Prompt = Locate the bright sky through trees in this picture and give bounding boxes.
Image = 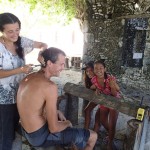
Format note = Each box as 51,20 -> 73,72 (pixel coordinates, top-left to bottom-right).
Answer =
0,0 -> 83,63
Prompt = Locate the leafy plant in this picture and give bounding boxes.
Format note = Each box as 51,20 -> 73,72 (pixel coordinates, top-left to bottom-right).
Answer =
0,0 -> 86,25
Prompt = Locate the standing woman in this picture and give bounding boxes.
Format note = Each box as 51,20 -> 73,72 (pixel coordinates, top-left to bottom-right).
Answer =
0,12 -> 47,150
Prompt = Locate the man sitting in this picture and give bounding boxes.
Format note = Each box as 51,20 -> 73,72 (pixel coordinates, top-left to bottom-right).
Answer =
17,47 -> 97,150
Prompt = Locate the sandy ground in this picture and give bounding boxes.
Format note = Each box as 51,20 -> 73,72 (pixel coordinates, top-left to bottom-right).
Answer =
51,69 -> 83,95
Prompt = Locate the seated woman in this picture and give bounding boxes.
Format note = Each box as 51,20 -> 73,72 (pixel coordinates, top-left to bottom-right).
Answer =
82,61 -> 100,131
91,60 -> 121,150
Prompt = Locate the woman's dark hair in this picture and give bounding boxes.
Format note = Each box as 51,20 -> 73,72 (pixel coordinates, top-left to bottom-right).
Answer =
83,61 -> 94,89
94,60 -> 108,88
0,13 -> 24,59
41,47 -> 66,68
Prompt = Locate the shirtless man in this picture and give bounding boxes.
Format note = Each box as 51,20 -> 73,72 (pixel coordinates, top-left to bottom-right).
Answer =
17,47 -> 97,150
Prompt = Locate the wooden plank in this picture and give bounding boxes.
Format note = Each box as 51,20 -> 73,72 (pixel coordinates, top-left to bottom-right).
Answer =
65,94 -> 79,125
63,82 -> 145,117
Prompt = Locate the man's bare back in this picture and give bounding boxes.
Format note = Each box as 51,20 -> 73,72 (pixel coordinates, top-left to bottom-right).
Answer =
17,59 -> 71,134
17,71 -> 51,132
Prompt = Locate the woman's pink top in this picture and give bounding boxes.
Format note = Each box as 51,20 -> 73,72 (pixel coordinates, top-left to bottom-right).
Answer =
91,74 -> 121,109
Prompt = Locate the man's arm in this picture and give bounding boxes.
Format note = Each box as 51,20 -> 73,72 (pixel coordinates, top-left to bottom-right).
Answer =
45,82 -> 72,133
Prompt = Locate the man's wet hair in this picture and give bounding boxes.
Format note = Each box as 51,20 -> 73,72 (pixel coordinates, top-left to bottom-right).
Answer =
41,47 -> 66,68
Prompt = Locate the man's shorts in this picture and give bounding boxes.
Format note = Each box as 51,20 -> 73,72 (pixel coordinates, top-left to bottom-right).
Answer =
22,123 -> 90,149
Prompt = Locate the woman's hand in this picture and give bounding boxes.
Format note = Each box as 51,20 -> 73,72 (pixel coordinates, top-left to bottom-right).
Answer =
40,43 -> 48,51
33,41 -> 48,50
37,51 -> 45,66
108,76 -> 120,96
109,76 -> 116,89
95,88 -> 101,95
20,64 -> 33,74
109,76 -> 120,91
109,81 -> 116,89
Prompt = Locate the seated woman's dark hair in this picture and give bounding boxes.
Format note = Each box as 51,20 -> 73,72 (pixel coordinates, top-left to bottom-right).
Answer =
94,59 -> 105,68
83,61 -> 94,89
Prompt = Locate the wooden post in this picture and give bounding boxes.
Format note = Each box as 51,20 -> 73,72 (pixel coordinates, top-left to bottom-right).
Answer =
65,93 -> 79,126
58,96 -> 68,117
73,57 -> 81,69
71,57 -> 74,67
63,82 -> 146,117
65,58 -> 69,69
123,119 -> 140,150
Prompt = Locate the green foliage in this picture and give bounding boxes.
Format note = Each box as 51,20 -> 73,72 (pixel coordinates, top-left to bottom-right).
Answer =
27,0 -> 85,24
0,0 -> 86,25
